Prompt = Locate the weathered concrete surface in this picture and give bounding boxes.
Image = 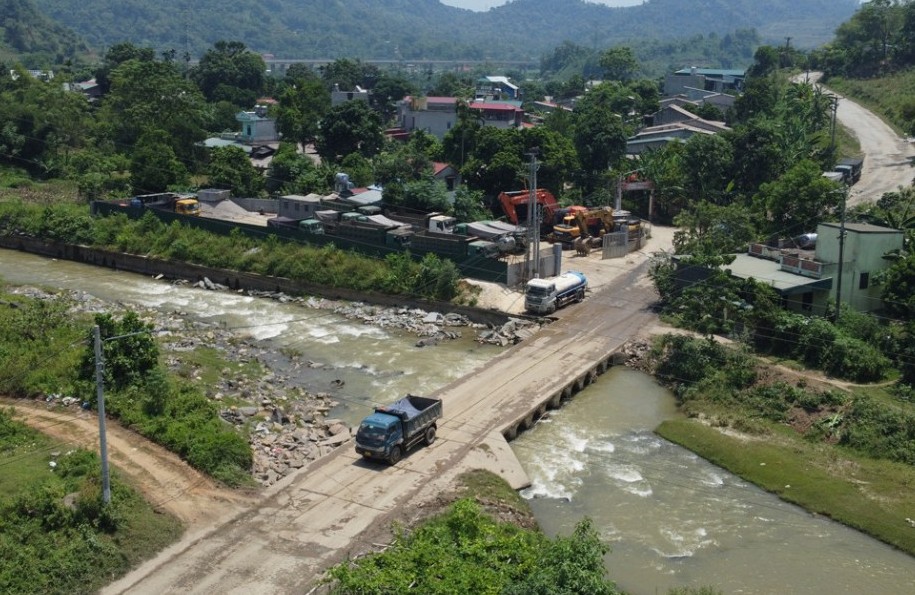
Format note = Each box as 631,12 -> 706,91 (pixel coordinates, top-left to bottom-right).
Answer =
104,262 -> 656,595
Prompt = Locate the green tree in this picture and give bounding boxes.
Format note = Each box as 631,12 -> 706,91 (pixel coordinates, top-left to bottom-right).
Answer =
451,187 -> 489,222
129,131 -> 189,193
191,41 -> 266,105
520,126 -> 578,198
504,518 -> 618,595
0,70 -> 94,177
680,133 -> 734,203
427,71 -> 473,97
728,118 -> 788,194
572,83 -> 629,194
321,58 -> 365,91
747,45 -> 780,77
882,252 -> 915,320
100,57 -> 207,163
754,159 -> 842,236
400,178 -> 450,212
315,100 -> 384,162
207,145 -> 264,197
94,42 -> 156,94
461,126 -> 524,198
78,311 -> 158,393
599,46 -> 639,82
673,201 -> 757,257
732,76 -> 780,125
275,79 -> 330,147
371,73 -> 415,117
283,63 -> 320,84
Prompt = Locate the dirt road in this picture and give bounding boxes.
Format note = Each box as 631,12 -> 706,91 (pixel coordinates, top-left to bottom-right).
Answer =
805,72 -> 915,207
3,399 -> 256,529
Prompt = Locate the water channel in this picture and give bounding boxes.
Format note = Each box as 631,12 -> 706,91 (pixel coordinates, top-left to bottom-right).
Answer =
512,366 -> 915,594
2,249 -> 914,593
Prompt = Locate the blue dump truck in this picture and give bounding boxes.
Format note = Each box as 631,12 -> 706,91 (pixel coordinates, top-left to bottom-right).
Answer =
354,395 -> 443,465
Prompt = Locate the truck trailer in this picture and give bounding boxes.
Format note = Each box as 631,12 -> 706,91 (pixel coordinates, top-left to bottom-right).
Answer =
524,271 -> 588,314
354,395 -> 442,464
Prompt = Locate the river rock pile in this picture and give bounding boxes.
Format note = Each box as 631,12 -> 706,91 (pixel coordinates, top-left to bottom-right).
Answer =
219,394 -> 348,486
620,338 -> 653,371
239,289 -> 542,345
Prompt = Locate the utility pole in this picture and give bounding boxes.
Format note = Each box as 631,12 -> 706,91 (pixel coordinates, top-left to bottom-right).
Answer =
93,325 -> 112,505
833,188 -> 848,322
829,94 -> 839,158
525,148 -> 541,280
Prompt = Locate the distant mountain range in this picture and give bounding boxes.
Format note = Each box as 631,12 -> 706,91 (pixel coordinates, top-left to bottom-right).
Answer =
16,0 -> 858,63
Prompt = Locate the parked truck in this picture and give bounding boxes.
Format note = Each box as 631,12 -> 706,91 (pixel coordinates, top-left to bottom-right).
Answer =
834,157 -> 864,185
524,271 -> 588,314
133,192 -> 201,216
354,395 -> 443,464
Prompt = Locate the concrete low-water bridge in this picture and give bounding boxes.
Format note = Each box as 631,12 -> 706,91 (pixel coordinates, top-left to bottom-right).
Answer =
105,262 -> 656,594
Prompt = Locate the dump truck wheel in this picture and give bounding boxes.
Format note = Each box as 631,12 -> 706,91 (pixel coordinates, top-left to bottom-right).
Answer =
388,445 -> 403,465
424,426 -> 437,446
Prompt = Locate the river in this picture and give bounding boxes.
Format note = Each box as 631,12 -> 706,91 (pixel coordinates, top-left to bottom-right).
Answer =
2,249 -> 914,593
0,249 -> 501,426
512,366 -> 915,594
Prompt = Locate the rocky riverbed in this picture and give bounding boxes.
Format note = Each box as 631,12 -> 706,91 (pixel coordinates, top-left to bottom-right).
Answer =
13,281 -> 541,486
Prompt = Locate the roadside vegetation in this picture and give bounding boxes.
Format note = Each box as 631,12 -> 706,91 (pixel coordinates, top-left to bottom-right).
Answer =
325,470 -> 721,595
0,408 -> 182,594
826,71 -> 915,136
812,0 -> 915,137
324,470 -> 619,595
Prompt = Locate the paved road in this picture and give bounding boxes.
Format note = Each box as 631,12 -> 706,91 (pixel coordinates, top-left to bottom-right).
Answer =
804,72 -> 915,207
104,263 -> 657,594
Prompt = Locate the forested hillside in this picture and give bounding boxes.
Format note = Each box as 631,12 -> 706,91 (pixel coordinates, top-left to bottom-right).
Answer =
0,0 -> 88,64
29,0 -> 857,60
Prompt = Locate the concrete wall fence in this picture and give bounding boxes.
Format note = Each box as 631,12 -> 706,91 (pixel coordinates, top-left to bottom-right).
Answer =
90,202 -> 509,284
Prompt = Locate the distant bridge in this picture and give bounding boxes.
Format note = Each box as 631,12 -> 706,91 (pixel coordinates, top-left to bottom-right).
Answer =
263,57 -> 539,74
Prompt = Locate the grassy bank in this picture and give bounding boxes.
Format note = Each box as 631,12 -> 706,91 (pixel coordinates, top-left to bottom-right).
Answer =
646,333 -> 915,555
0,408 -> 182,594
826,71 -> 915,137
0,282 -> 252,486
657,416 -> 915,555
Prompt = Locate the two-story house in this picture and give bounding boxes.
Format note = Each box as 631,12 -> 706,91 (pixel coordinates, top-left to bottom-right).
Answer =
718,222 -> 904,315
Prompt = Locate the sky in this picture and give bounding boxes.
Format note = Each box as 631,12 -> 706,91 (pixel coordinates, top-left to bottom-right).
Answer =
440,0 -> 645,11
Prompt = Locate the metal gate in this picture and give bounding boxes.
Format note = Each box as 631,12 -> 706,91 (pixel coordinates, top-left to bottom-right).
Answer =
602,231 -> 629,259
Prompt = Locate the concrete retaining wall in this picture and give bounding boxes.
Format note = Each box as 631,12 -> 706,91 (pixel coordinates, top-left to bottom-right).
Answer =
0,235 -> 511,326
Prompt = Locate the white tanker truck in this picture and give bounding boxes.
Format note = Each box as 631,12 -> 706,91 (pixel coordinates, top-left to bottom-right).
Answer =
524,271 -> 588,314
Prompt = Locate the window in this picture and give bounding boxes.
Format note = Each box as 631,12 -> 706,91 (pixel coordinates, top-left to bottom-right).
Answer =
859,272 -> 869,289
802,292 -> 813,311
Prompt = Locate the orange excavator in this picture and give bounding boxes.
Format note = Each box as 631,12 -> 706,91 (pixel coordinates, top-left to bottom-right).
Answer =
497,189 -> 560,229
